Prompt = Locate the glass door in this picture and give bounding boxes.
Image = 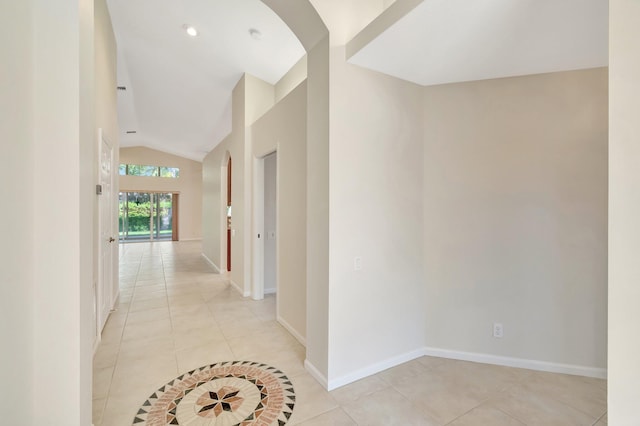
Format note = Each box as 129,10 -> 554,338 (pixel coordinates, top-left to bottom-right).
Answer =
154,193 -> 173,240
119,192 -> 173,242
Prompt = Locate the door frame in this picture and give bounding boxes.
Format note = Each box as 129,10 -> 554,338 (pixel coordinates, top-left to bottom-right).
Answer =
96,128 -> 115,343
252,150 -> 278,301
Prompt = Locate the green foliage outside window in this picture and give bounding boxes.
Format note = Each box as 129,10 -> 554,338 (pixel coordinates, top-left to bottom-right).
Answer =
119,164 -> 179,178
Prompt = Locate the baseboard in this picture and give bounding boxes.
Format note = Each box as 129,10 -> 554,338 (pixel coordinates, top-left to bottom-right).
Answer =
229,279 -> 250,297
180,237 -> 203,241
93,334 -> 102,355
201,253 -> 221,273
423,347 -> 607,379
327,347 -> 426,391
277,315 -> 306,347
304,359 -> 329,390
264,288 -> 276,295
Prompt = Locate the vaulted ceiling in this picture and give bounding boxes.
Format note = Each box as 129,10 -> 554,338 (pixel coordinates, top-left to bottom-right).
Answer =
107,0 -> 608,161
107,0 -> 305,161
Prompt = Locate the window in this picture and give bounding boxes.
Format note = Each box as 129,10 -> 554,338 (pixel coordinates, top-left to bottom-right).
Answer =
119,164 -> 180,178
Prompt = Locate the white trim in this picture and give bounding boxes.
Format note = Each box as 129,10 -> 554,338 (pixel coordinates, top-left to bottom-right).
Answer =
93,334 -> 102,355
277,315 -> 306,346
252,155 -> 265,300
304,359 -> 328,390
110,290 -> 120,311
327,347 -> 426,391
230,279 -> 250,297
264,288 -> 277,295
180,237 -> 203,242
422,347 -> 607,379
201,253 -> 221,273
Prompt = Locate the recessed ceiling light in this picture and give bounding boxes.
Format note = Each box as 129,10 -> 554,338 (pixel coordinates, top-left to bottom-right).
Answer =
248,28 -> 262,40
183,25 -> 198,37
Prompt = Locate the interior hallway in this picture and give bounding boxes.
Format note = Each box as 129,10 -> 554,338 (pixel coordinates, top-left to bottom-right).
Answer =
93,241 -> 607,425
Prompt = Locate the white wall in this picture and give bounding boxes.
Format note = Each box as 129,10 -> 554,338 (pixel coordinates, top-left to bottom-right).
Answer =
0,0 -> 35,422
328,45 -> 425,386
120,147 -> 202,240
264,152 -> 277,294
423,69 -> 608,372
609,0 -> 640,422
32,0 -> 95,423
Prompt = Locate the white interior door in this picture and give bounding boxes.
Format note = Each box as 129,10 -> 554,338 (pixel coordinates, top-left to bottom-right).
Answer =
97,129 -> 114,335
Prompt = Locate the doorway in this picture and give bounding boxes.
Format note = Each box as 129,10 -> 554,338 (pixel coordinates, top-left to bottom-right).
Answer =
263,153 -> 277,294
253,151 -> 277,300
119,191 -> 177,241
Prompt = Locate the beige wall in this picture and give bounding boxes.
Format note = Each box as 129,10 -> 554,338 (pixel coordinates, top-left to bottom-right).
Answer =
252,81 -> 308,343
609,0 -> 640,422
203,77 -> 247,290
120,147 -> 202,240
303,35 -> 331,380
327,45 -> 425,385
423,68 -> 608,370
275,55 -> 307,103
1,0 -> 99,423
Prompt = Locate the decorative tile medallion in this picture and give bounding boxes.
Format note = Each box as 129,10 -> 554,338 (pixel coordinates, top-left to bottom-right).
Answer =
132,360 -> 296,425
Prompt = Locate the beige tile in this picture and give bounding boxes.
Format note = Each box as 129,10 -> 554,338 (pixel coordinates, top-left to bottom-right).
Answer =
341,387 -> 438,426
416,355 -> 448,369
93,365 -> 114,400
431,359 -> 529,397
172,325 -> 227,350
286,374 -> 339,424
92,397 -> 107,426
246,348 -> 307,379
488,383 -> 597,426
520,371 -> 607,419
128,296 -> 169,313
125,306 -> 171,325
121,317 -> 172,342
391,368 -> 487,425
376,359 -> 430,386
93,342 -> 120,369
293,407 -> 357,425
118,335 -> 175,362
110,353 -> 178,396
175,341 -> 236,373
101,393 -> 146,426
448,404 -> 525,426
330,375 -> 390,405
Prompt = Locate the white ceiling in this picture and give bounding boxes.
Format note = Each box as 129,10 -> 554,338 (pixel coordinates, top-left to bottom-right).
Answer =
108,0 -> 608,162
107,0 -> 305,161
349,0 -> 608,86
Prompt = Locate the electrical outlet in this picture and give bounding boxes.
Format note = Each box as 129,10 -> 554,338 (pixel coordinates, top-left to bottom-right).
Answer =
493,322 -> 503,338
354,256 -> 362,271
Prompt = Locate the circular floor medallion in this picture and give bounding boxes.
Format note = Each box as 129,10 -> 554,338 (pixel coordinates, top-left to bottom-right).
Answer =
132,360 -> 296,425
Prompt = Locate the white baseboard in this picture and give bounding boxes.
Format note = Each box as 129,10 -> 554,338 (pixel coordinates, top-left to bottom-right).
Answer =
264,288 -> 277,295
327,347 -> 426,391
201,253 -> 221,273
230,279 -> 250,297
180,237 -> 203,241
304,359 -> 328,390
423,347 -> 607,379
277,315 -> 306,346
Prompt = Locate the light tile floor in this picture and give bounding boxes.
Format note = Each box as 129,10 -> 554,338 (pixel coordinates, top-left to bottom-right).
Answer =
93,241 -> 607,426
